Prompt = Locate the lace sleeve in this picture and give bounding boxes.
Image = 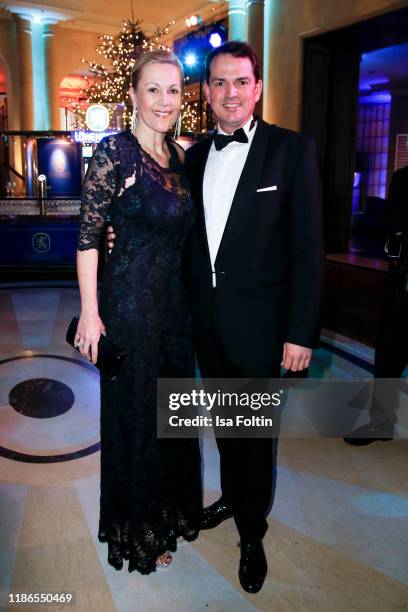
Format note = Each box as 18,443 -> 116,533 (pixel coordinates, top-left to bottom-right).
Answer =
77,137 -> 117,251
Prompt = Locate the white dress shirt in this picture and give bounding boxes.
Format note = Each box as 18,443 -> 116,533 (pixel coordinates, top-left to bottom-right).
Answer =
203,117 -> 257,287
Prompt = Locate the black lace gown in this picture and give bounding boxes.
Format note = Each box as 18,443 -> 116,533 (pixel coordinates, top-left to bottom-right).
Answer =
77,131 -> 202,574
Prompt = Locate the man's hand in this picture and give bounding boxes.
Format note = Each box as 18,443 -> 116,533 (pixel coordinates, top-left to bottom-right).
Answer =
281,342 -> 311,372
106,225 -> 116,254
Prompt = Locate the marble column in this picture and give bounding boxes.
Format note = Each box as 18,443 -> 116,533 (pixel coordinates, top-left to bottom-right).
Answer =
247,0 -> 264,62
43,21 -> 60,130
15,16 -> 34,131
246,0 -> 265,115
228,0 -> 247,41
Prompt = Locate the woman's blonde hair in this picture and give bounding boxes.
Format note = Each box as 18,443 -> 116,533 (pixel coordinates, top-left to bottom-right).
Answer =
130,49 -> 184,90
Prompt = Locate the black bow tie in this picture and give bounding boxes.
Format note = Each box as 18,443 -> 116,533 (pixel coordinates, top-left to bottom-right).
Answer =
214,127 -> 248,151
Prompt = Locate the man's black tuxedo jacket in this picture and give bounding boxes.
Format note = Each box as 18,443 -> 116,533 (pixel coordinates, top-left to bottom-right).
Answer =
184,119 -> 323,368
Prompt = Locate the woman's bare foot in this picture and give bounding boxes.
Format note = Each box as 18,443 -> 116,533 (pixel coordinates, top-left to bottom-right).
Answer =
156,551 -> 172,569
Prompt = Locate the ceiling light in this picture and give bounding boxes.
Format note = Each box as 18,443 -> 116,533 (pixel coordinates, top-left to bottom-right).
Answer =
186,15 -> 202,28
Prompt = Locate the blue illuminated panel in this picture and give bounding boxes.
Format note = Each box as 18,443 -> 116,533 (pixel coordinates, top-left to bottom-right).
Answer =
0,218 -> 78,266
37,139 -> 82,197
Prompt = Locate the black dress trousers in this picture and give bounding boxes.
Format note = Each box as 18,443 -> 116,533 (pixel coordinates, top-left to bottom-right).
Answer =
197,325 -> 280,542
370,272 -> 408,426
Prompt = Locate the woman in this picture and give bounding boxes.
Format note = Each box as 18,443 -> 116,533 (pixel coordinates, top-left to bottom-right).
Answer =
75,50 -> 202,574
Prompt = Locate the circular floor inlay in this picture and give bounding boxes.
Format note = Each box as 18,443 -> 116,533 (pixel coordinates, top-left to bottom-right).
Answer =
9,378 -> 75,418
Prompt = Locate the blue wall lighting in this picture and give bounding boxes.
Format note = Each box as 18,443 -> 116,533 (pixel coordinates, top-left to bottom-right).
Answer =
174,23 -> 227,83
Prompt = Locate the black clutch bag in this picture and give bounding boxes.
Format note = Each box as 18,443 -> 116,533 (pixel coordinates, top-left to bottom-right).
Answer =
66,315 -> 127,377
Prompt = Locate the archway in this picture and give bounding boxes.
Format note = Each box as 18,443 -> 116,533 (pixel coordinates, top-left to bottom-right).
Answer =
0,54 -> 9,196
0,60 -> 7,130
59,70 -> 129,132
59,71 -> 90,130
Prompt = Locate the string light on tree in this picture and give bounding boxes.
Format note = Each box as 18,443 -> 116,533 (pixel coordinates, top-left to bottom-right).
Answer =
72,14 -> 174,129
63,1 -> 203,134
181,90 -> 199,133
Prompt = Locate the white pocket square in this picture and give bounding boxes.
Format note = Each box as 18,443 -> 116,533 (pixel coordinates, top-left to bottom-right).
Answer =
257,185 -> 277,192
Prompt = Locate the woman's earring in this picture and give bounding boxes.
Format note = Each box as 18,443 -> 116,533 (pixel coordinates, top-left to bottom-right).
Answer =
173,114 -> 182,140
131,106 -> 137,135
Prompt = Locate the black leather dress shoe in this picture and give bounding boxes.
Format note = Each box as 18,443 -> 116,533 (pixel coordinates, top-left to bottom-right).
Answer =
239,540 -> 267,594
200,499 -> 233,530
344,422 -> 394,446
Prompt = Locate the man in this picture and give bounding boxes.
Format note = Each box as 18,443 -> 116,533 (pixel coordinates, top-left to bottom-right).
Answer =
344,165 -> 408,445
183,41 -> 322,593
109,41 -> 323,593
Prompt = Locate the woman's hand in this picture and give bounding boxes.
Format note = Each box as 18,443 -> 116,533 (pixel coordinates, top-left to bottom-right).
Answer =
74,312 -> 106,364
106,225 -> 116,254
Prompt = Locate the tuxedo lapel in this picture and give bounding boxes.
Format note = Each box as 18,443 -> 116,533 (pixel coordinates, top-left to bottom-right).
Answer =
192,137 -> 213,264
215,120 -> 270,264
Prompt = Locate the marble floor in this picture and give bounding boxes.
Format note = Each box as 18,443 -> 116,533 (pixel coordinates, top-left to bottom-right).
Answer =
0,284 -> 407,612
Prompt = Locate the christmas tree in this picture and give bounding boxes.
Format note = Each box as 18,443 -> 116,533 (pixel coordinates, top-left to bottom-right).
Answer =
66,18 -> 199,133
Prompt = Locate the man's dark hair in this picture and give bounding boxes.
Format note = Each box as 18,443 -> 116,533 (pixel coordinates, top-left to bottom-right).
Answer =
205,41 -> 261,83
